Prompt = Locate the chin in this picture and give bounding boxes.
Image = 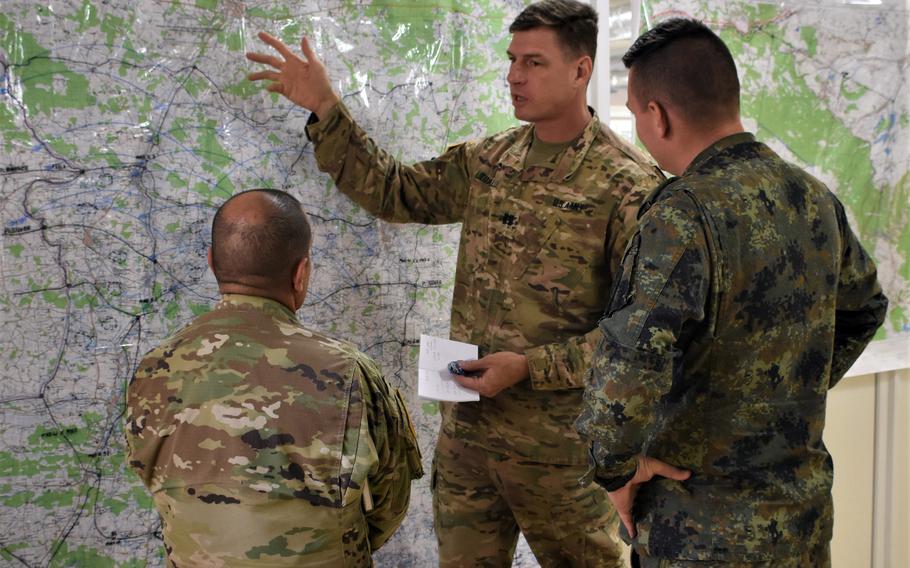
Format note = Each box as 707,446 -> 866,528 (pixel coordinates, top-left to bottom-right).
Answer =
513,108 -> 536,123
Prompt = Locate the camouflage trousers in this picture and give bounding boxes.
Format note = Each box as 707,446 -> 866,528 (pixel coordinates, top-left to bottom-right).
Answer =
631,545 -> 831,568
432,429 -> 626,568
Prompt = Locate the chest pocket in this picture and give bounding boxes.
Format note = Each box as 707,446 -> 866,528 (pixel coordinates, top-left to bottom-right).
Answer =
487,194 -> 562,281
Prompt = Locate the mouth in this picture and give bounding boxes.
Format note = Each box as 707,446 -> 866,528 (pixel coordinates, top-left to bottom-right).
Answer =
511,94 -> 528,105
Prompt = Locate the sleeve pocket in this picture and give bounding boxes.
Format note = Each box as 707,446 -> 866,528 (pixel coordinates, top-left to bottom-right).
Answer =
605,232 -> 641,318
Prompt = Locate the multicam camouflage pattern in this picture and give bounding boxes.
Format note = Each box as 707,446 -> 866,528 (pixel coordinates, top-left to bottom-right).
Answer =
576,133 -> 888,562
306,101 -> 663,465
433,428 -> 625,568
125,294 -> 422,567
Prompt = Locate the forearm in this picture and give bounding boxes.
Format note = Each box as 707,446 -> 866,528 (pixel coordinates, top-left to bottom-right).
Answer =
830,291 -> 888,386
576,335 -> 671,488
306,102 -> 471,225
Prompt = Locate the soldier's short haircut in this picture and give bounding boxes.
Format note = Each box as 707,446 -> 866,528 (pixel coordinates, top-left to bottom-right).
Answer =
623,18 -> 740,123
211,189 -> 312,286
509,0 -> 598,63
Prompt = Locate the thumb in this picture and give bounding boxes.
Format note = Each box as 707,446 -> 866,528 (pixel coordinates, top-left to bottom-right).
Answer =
457,358 -> 485,373
647,457 -> 691,482
618,508 -> 636,539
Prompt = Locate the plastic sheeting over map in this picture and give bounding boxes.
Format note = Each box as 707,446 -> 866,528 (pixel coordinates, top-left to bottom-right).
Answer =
0,1 -> 520,565
1,1 -> 908,566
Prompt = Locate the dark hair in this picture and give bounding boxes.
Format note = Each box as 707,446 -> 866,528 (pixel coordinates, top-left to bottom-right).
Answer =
622,18 -> 739,123
211,189 -> 312,286
509,0 -> 598,62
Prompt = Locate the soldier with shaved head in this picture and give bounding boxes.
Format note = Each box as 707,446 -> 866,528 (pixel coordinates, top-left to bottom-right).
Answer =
125,188 -> 422,567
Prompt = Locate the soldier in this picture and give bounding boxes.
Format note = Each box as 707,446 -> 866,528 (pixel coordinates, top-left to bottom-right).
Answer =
246,1 -> 663,566
575,18 -> 889,567
125,189 -> 423,567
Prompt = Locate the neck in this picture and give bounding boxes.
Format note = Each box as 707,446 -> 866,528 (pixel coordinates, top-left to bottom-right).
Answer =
533,99 -> 592,143
672,119 -> 746,175
218,283 -> 297,312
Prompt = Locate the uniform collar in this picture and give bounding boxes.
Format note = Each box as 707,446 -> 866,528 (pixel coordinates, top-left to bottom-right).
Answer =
638,132 -> 759,218
683,132 -> 757,175
499,107 -> 601,181
215,294 -> 298,323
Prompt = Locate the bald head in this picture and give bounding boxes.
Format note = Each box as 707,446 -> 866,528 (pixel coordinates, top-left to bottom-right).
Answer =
211,189 -> 311,290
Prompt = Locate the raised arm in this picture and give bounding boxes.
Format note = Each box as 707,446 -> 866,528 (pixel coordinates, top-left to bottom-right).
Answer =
247,33 -> 474,225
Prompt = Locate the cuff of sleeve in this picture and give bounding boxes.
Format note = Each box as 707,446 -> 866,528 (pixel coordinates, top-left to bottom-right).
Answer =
589,448 -> 638,491
525,344 -> 556,391
598,467 -> 637,492
304,100 -> 346,142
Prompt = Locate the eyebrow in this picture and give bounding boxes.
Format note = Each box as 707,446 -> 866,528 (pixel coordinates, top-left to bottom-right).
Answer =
507,50 -> 545,59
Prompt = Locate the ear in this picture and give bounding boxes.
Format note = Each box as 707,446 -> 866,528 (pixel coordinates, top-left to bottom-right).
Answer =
293,256 -> 311,294
576,55 -> 593,86
648,100 -> 671,139
292,256 -> 312,311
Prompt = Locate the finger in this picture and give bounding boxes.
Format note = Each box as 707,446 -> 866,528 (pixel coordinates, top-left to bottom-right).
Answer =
247,70 -> 281,82
245,52 -> 284,69
266,83 -> 284,94
650,459 -> 691,481
452,374 -> 481,392
257,31 -> 294,59
618,510 -> 636,539
457,359 -> 485,372
300,36 -> 318,63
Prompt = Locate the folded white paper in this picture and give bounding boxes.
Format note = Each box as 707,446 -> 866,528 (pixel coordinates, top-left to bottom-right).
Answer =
418,334 -> 480,402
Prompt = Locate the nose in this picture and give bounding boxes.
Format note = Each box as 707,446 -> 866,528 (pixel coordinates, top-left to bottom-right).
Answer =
507,62 -> 523,85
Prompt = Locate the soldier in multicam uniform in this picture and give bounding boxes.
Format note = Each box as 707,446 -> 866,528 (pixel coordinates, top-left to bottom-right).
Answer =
125,189 -> 423,567
575,19 -> 889,568
246,1 -> 663,566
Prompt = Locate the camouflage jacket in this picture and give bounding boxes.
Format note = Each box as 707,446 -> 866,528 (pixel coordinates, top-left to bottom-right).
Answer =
576,133 -> 888,561
306,102 -> 663,464
125,294 -> 423,567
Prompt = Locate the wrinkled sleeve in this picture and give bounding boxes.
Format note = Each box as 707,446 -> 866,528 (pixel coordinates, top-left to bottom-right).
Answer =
306,101 -> 473,225
574,189 -> 710,489
829,198 -> 888,387
354,355 -> 424,551
525,164 -> 664,391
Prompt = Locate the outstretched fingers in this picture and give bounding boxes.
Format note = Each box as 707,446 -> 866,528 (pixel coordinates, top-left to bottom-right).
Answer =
300,36 -> 317,63
245,51 -> 283,69
246,70 -> 281,83
257,31 -> 294,59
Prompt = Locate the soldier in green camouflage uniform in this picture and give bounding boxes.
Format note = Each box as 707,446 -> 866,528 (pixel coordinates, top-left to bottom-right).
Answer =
247,1 -> 663,566
125,189 -> 422,567
575,19 -> 889,567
